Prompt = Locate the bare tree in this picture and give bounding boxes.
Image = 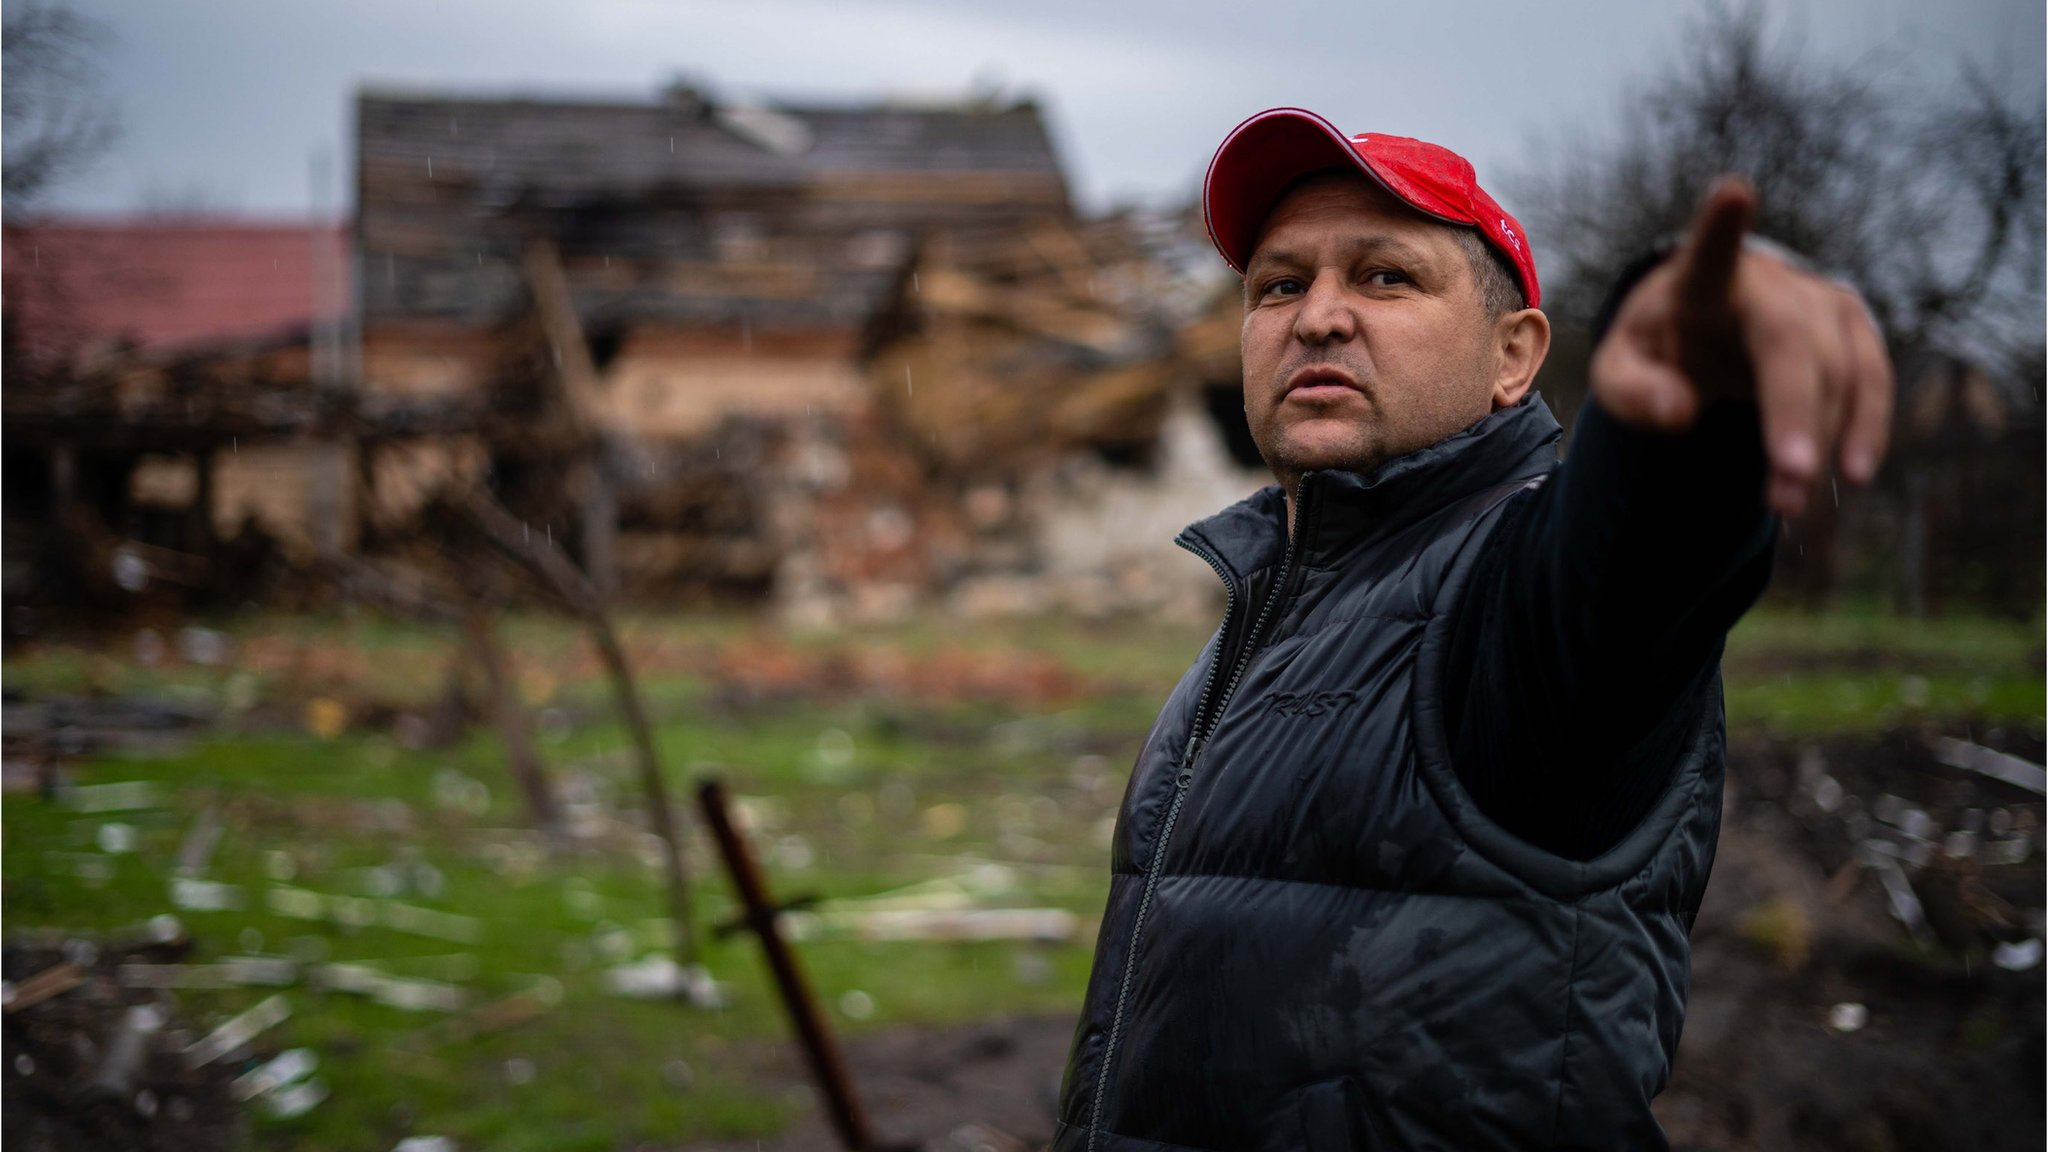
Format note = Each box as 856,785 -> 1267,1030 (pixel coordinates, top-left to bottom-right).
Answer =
1517,5 -> 2044,380
3,0 -> 118,214
1514,5 -> 2045,614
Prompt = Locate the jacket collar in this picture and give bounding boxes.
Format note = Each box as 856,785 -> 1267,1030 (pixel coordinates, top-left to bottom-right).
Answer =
1177,393 -> 1563,583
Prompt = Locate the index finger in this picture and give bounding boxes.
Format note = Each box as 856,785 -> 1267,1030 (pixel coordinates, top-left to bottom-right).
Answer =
1674,176 -> 1758,322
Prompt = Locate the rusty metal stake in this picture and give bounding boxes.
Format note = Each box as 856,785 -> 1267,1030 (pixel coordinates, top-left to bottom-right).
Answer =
697,778 -> 887,1152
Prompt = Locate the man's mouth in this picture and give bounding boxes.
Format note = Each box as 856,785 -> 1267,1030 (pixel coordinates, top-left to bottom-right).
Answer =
1283,366 -> 1360,402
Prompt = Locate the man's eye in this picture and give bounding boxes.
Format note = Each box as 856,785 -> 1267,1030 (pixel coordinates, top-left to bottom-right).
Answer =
1262,277 -> 1305,298
1366,269 -> 1410,287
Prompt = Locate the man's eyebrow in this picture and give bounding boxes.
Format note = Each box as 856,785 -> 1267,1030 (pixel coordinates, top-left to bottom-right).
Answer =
1245,233 -> 1439,275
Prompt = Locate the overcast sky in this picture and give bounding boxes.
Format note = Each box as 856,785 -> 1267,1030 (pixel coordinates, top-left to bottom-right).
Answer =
40,0 -> 2048,222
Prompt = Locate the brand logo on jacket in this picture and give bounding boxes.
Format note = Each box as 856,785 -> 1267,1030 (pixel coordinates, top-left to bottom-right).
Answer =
1260,689 -> 1360,718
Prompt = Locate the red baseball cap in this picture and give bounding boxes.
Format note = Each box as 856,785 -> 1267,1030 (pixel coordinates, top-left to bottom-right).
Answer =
1203,107 -> 1540,309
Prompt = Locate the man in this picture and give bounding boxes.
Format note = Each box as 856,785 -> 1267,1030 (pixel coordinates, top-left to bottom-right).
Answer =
1052,109 -> 1892,1150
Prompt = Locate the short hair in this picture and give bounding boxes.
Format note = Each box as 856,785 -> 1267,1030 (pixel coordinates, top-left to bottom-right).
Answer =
1452,226 -> 1527,318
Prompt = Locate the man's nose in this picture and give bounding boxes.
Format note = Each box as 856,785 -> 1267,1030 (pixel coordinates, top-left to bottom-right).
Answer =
1293,271 -> 1356,345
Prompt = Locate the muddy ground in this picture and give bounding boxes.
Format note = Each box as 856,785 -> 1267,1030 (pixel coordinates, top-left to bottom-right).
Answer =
699,728 -> 2046,1152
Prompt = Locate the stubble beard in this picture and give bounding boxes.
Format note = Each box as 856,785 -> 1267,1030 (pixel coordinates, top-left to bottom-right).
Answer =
1252,371 -> 1387,491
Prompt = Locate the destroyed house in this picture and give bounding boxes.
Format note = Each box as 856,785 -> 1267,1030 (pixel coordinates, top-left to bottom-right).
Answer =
356,87 -> 1070,421
2,221 -> 357,604
352,87 -> 1079,599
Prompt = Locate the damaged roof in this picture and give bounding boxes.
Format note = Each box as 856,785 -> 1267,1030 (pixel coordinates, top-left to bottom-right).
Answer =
3,221 -> 347,366
356,86 -> 1074,329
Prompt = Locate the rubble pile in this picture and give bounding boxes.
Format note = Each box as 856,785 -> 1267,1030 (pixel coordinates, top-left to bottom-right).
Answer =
1659,728 -> 2046,1150
2,925 -> 243,1152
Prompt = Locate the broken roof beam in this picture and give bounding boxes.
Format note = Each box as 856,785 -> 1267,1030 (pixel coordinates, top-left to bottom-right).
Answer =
518,237 -> 609,439
912,267 -> 1138,357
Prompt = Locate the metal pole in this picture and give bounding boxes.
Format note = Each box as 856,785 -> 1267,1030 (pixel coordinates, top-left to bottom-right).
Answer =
696,778 -> 881,1152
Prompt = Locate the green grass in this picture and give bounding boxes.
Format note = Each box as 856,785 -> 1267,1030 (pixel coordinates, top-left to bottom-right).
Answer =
4,612 -> 1179,1150
1724,604 -> 2043,733
3,603 -> 2040,1147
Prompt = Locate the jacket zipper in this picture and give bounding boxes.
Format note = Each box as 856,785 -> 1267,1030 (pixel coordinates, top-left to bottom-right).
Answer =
1086,480 -> 1314,1150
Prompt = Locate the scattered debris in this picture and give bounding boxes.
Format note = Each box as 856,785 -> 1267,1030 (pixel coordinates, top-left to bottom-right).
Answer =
408,977 -> 562,1047
173,806 -> 225,879
4,935 -> 241,1151
600,956 -> 724,1007
838,989 -> 876,1021
311,963 -> 467,1013
229,1048 -> 317,1102
2,961 -> 86,1013
177,627 -> 231,668
263,885 -> 482,943
184,994 -> 292,1067
61,780 -> 164,813
1991,937 -> 2043,971
96,822 -> 138,854
1932,736 -> 2047,796
120,956 -> 296,990
260,1075 -> 329,1120
169,879 -> 245,912
1827,1002 -> 1869,1033
1867,854 -> 1937,948
789,908 -> 1079,944
87,1004 -> 167,1097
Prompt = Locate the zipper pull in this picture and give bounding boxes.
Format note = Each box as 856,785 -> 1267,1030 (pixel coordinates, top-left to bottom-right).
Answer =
1178,735 -> 1207,787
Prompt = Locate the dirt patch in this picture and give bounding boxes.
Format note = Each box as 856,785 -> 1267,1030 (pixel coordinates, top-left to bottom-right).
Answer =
689,1015 -> 1074,1152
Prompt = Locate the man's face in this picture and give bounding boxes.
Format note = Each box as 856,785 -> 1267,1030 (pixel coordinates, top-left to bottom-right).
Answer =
1240,172 -> 1508,488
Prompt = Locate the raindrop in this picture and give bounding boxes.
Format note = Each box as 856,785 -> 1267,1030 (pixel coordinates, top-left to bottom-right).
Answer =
14,1053 -> 33,1076
669,136 -> 675,152
427,156 -> 434,177
905,366 -> 913,396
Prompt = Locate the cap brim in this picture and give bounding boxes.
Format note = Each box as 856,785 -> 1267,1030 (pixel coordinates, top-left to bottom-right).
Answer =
1203,108 -> 1401,274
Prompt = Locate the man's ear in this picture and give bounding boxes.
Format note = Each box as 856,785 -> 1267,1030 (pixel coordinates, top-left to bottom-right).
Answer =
1491,307 -> 1551,409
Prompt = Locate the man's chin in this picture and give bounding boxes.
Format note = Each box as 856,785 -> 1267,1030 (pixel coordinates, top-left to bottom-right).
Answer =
1263,431 -> 1380,478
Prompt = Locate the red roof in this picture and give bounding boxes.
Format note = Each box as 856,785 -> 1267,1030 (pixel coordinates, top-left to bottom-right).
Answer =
4,220 -> 347,366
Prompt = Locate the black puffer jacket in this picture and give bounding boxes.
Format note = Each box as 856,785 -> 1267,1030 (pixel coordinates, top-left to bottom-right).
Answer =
1052,397 -> 1724,1151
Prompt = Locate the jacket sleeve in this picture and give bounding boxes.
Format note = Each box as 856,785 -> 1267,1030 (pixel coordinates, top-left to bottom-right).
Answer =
1440,255 -> 1778,861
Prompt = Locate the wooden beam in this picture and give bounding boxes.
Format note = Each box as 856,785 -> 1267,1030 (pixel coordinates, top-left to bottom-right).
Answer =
518,238 -> 608,437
